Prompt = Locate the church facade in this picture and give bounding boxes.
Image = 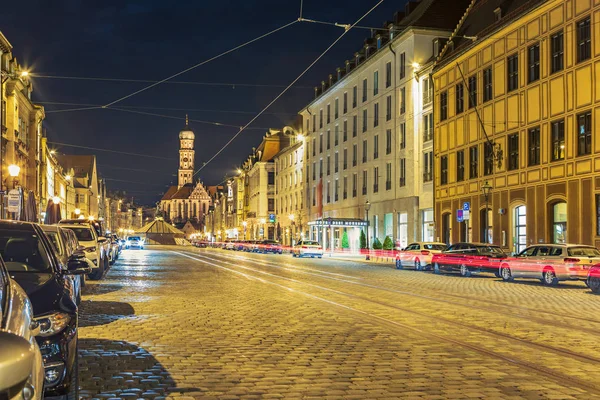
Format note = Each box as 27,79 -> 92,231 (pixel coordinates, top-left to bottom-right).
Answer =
160,118 -> 211,227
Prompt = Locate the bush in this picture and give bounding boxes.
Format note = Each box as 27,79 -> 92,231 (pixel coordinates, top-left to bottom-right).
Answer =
382,236 -> 394,250
372,237 -> 383,250
360,230 -> 367,249
341,231 -> 349,249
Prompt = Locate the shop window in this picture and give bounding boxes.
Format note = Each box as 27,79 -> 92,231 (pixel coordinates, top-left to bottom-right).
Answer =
552,202 -> 567,244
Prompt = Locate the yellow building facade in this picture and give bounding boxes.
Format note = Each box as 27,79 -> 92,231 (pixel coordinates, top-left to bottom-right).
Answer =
434,0 -> 600,251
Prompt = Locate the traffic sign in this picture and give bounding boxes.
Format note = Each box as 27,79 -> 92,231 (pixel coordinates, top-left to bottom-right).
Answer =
457,209 -> 464,222
268,213 -> 276,223
7,189 -> 20,213
463,202 -> 470,211
463,210 -> 470,220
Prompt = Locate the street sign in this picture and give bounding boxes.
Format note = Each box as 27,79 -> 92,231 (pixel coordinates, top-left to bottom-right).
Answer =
463,210 -> 470,220
268,213 -> 276,223
457,209 -> 464,223
463,202 -> 470,211
7,189 -> 21,213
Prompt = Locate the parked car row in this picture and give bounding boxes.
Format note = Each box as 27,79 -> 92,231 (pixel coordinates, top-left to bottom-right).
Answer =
221,240 -> 284,254
0,218 -> 129,399
395,241 -> 600,294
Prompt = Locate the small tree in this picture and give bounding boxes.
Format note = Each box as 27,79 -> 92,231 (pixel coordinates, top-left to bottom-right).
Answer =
382,236 -> 394,250
372,237 -> 383,250
341,230 -> 350,249
359,230 -> 367,249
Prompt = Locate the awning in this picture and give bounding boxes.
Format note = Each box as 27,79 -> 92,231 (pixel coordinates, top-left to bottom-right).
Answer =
308,218 -> 368,227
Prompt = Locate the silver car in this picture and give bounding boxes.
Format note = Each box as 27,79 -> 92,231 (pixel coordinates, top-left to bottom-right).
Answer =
395,242 -> 447,270
0,254 -> 44,399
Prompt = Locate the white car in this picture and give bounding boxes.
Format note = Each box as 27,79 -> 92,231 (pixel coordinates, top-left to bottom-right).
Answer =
292,240 -> 323,258
59,222 -> 109,280
126,236 -> 144,249
395,242 -> 447,270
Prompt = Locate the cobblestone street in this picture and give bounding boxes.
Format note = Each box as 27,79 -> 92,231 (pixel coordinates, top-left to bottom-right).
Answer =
78,247 -> 600,399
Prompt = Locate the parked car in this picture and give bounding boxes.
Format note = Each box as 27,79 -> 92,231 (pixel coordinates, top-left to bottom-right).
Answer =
0,221 -> 90,398
242,240 -> 257,252
225,240 -> 236,250
59,220 -> 110,280
588,265 -> 600,293
432,242 -> 507,277
395,242 -> 447,270
126,236 -> 144,249
259,240 -> 283,254
500,244 -> 600,286
233,240 -> 246,251
292,240 -> 323,258
195,241 -> 208,248
0,251 -> 44,400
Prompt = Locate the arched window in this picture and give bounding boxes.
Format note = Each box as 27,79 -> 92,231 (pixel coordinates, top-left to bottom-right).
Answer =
552,202 -> 567,244
514,205 -> 526,253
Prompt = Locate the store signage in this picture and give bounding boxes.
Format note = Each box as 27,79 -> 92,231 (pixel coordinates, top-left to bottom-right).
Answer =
308,220 -> 368,227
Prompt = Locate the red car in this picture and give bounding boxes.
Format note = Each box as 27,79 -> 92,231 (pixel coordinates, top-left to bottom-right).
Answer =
432,242 -> 507,277
588,265 -> 600,293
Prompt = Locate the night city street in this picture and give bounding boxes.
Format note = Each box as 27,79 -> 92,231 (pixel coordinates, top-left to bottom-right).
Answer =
77,248 -> 600,399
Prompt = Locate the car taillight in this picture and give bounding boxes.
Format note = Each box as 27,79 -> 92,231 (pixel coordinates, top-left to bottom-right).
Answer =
564,258 -> 580,263
318,247 -> 322,250
420,250 -> 430,256
302,246 -> 308,249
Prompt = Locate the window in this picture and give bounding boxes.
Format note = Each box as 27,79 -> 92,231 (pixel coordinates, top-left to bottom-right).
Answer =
552,202 -> 567,244
577,17 -> 591,62
577,111 -> 592,156
343,148 -> 347,170
440,155 -> 448,185
334,98 -> 339,119
528,43 -> 540,83
385,62 -> 392,87
386,95 -> 392,121
312,138 -> 316,157
334,152 -> 339,173
362,79 -> 368,102
398,213 -> 408,249
386,129 -> 392,155
326,181 -> 330,203
400,87 -> 406,114
424,151 -> 433,182
319,134 -> 323,153
343,176 -> 348,199
596,195 -> 600,236
507,53 -> 519,92
440,91 -> 448,121
268,171 -> 275,185
319,159 -> 323,178
343,92 -> 348,114
514,205 -> 527,253
423,77 -> 432,104
399,158 -> 406,186
353,144 -> 357,166
551,30 -> 564,73
334,179 -> 339,201
312,115 -> 316,132
508,133 -> 519,170
423,113 -> 433,142
319,109 -> 323,128
362,170 -> 367,195
362,140 -> 367,163
268,198 -> 275,211
312,162 -> 316,181
327,130 -> 331,150
551,120 -> 565,161
373,135 -> 379,159
483,67 -> 493,102
528,127 -> 540,166
362,110 -> 368,132
469,145 -> 478,178
334,126 -> 339,146
352,85 -> 357,108
374,103 -> 379,127
327,104 -> 331,124
353,115 -> 357,137
373,71 -> 379,96
468,75 -> 477,108
352,173 -> 357,197
386,163 -> 392,190
483,142 -> 493,176
455,83 -> 464,114
400,123 -> 406,149
327,155 -> 331,175
373,167 -> 379,193
456,150 -> 465,182
400,52 -> 406,79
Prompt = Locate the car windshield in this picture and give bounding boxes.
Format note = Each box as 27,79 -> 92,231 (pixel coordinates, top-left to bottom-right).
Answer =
567,247 -> 600,257
302,241 -> 320,246
424,244 -> 447,251
128,237 -> 141,241
0,229 -> 51,272
45,232 -> 63,256
69,227 -> 95,242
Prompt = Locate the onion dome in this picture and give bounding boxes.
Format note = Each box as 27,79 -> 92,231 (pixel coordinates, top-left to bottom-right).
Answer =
179,114 -> 195,140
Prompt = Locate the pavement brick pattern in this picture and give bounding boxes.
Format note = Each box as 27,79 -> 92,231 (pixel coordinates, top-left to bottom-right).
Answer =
77,247 -> 600,399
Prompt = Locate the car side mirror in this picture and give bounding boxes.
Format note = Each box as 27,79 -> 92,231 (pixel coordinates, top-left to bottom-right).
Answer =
66,256 -> 92,275
98,237 -> 107,243
0,331 -> 34,391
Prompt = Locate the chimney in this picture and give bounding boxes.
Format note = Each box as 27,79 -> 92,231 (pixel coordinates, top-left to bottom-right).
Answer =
345,60 -> 351,73
405,1 -> 419,16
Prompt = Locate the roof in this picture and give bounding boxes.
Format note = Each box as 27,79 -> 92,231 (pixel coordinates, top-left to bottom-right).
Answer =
435,0 -> 546,69
160,186 -> 178,201
136,219 -> 183,234
171,184 -> 195,199
399,0 -> 475,30
56,155 -> 96,179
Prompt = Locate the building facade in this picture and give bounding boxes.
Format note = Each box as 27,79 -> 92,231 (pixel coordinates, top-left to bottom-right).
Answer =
433,0 -> 600,251
55,154 -> 99,220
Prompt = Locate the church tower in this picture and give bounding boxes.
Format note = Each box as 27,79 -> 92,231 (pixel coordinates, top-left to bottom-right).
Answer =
178,115 -> 195,188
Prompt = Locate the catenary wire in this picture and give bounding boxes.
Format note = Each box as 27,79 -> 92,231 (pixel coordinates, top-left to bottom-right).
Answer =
47,141 -> 175,160
193,0 -> 386,178
102,20 -> 299,108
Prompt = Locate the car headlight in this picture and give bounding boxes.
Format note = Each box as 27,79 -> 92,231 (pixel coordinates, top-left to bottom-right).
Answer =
35,312 -> 71,337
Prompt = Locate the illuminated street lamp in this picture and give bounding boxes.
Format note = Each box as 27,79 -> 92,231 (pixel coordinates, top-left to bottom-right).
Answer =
8,164 -> 20,189
364,200 -> 371,260
52,196 -> 61,204
74,208 -> 81,216
481,181 -> 493,244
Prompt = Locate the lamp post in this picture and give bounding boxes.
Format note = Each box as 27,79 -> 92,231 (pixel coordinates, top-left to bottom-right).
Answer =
288,213 -> 295,247
242,220 -> 247,240
364,200 -> 371,260
260,218 -> 266,240
481,181 -> 493,244
8,164 -> 20,189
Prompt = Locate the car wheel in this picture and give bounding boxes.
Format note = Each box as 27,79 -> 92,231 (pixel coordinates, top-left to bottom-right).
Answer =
500,265 -> 513,281
589,275 -> 600,293
318,256 -> 322,259
63,342 -> 79,400
415,259 -> 422,271
434,263 -> 441,275
292,253 -> 296,257
542,267 -> 558,286
459,264 -> 471,277
88,260 -> 104,280
395,258 -> 402,270
104,257 -> 110,273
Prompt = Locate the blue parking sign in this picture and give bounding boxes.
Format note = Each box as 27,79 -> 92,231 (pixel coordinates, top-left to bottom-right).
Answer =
457,209 -> 464,222
463,202 -> 470,211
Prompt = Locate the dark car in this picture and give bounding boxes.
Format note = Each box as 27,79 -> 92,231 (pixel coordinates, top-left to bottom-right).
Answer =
432,242 -> 507,277
0,221 -> 90,398
259,240 -> 283,254
588,265 -> 600,293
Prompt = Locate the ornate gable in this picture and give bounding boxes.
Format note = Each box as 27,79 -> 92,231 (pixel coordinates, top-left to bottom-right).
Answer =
189,182 -> 210,200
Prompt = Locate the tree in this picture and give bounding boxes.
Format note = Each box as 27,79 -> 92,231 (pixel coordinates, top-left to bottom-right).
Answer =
382,236 -> 394,250
341,230 -> 349,249
372,237 -> 383,250
359,230 -> 367,249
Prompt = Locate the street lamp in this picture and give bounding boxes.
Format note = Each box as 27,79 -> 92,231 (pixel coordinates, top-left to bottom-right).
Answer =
481,181 -> 493,244
289,214 -> 295,247
260,218 -> 266,240
242,220 -> 247,240
364,200 -> 371,260
8,164 -> 20,189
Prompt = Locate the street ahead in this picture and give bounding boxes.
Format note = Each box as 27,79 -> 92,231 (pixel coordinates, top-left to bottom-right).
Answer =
79,247 -> 600,399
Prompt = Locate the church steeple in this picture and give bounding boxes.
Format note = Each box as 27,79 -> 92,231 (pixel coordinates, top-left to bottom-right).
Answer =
178,116 -> 195,188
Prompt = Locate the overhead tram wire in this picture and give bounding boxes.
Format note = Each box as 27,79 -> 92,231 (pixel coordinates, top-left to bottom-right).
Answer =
193,0 -> 386,177
47,141 -> 175,160
101,20 -> 299,108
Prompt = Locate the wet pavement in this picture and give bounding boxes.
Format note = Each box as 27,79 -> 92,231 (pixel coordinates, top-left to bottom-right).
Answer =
78,246 -> 600,399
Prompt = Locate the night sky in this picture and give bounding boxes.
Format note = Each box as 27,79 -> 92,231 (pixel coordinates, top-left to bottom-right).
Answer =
0,0 -> 406,206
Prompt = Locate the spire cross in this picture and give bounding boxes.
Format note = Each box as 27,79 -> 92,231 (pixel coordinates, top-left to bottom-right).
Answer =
185,114 -> 189,126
